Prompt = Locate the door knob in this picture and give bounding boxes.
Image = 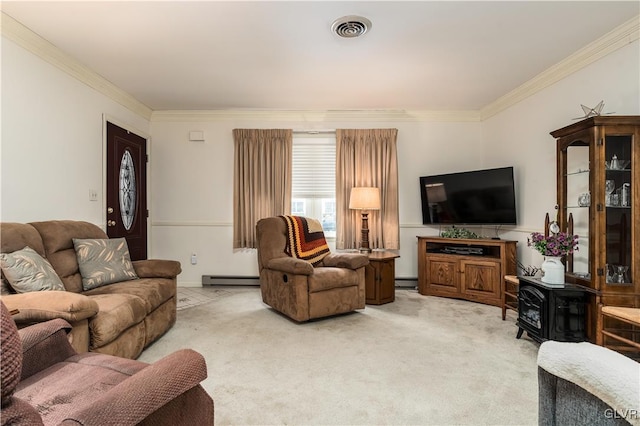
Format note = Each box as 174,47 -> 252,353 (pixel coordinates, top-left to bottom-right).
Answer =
107,207 -> 114,214
107,220 -> 116,227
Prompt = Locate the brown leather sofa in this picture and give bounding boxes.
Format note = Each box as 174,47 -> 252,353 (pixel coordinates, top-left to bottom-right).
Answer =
1,301 -> 214,425
256,216 -> 368,321
1,220 -> 180,359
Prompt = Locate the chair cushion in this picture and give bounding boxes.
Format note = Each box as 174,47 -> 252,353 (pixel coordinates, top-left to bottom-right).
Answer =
87,294 -> 147,349
84,277 -> 176,314
0,247 -> 65,293
308,267 -> 360,293
15,352 -> 147,425
0,223 -> 45,257
29,220 -> 109,294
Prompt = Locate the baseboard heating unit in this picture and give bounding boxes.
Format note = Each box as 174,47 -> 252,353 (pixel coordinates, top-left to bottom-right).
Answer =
203,276 -> 417,288
202,275 -> 260,286
395,278 -> 418,288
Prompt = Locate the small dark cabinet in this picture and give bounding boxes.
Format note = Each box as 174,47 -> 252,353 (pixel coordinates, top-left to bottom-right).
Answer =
516,277 -> 588,343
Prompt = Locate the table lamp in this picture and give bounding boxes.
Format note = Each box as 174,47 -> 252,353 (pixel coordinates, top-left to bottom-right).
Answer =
349,187 -> 381,253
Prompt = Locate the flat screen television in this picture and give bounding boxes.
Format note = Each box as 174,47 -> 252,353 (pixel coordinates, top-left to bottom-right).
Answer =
420,166 -> 517,225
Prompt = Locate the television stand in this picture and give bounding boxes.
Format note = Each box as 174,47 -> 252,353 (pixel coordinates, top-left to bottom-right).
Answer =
417,236 -> 518,307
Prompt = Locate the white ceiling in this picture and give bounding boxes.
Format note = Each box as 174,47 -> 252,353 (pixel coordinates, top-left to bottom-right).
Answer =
2,1 -> 638,112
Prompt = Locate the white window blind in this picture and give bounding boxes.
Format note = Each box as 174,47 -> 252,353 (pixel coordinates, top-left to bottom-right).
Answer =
292,137 -> 335,198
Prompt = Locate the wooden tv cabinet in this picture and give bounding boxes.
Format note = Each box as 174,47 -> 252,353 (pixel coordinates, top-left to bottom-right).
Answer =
417,236 -> 517,307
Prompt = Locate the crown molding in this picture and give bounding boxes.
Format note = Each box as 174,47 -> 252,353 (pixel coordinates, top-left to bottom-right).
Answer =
1,12 -> 153,120
481,14 -> 640,120
3,11 -> 636,124
150,109 -> 481,123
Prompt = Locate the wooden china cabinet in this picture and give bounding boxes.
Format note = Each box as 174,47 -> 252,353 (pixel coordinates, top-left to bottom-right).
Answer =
551,116 -> 640,342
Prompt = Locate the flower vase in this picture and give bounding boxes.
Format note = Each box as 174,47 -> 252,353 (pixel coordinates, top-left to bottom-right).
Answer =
541,256 -> 565,285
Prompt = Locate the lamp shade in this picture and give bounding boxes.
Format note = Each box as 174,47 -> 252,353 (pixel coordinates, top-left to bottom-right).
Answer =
349,187 -> 381,210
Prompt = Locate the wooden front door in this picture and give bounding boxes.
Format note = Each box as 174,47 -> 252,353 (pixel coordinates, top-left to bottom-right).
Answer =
106,121 -> 148,260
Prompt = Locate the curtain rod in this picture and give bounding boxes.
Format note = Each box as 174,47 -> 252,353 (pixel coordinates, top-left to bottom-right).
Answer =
292,130 -> 336,135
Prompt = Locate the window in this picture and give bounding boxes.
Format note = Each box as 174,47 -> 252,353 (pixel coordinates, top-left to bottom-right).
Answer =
292,135 -> 336,237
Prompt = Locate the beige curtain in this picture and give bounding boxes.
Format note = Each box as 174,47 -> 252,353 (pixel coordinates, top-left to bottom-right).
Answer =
233,129 -> 292,249
336,129 -> 399,250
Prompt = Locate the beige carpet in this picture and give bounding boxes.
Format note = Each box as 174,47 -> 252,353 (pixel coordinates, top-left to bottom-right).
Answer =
138,287 -> 540,425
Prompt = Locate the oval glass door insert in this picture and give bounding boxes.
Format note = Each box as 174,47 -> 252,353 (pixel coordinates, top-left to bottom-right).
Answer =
119,150 -> 136,230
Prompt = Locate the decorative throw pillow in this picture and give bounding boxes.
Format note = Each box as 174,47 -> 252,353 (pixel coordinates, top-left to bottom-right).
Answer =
73,238 -> 138,291
0,246 -> 65,293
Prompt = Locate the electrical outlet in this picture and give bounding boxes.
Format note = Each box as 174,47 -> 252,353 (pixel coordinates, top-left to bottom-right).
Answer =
190,253 -> 197,265
89,189 -> 98,201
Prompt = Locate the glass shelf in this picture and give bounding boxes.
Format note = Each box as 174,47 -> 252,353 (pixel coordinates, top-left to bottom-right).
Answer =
566,169 -> 590,176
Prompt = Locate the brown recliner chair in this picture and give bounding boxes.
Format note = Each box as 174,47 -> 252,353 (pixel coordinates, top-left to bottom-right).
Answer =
256,216 -> 369,322
0,301 -> 214,425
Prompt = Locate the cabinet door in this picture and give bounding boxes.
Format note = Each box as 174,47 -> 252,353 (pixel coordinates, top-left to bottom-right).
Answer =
558,131 -> 591,280
426,256 -> 459,294
378,259 -> 395,302
603,132 -> 634,290
364,262 -> 377,301
460,259 -> 501,300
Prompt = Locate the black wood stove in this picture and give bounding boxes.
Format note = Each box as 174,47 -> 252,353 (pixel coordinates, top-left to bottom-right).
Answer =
516,276 -> 588,343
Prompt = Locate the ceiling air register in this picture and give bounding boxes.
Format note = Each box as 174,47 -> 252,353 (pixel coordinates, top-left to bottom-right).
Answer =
331,16 -> 372,38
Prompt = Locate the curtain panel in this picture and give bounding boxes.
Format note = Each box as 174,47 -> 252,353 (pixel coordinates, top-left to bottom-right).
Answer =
233,129 -> 292,249
336,129 -> 399,250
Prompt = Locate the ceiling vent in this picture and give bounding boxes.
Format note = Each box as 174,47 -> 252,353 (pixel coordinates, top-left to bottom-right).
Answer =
331,16 -> 372,38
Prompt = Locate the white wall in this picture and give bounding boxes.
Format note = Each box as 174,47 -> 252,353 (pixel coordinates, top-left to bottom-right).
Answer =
482,40 -> 640,270
2,32 -> 638,286
149,118 -> 483,285
0,38 -> 150,225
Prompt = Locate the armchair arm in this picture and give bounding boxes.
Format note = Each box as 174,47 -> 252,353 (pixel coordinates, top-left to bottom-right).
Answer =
538,341 -> 640,425
132,259 -> 182,278
19,318 -> 76,380
1,397 -> 44,426
59,349 -> 208,426
265,257 -> 314,275
320,253 -> 369,269
1,291 -> 98,324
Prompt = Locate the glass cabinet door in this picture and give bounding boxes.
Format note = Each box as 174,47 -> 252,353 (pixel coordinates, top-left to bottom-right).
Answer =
562,141 -> 591,281
604,135 -> 633,286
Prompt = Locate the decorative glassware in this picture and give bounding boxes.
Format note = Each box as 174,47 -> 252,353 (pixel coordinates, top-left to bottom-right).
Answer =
617,265 -> 630,284
606,263 -> 614,283
605,180 -> 615,206
578,192 -> 590,207
621,183 -> 630,207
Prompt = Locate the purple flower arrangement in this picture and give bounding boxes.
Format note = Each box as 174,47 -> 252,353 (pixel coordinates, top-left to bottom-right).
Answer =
528,232 -> 579,257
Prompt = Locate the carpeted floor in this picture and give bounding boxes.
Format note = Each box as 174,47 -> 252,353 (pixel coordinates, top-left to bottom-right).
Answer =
139,287 -> 540,425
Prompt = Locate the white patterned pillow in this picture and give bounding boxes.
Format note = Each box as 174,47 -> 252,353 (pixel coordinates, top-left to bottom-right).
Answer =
73,238 -> 138,291
0,246 -> 65,293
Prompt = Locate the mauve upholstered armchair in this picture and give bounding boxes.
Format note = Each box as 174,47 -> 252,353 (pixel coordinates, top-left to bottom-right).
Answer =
0,301 -> 214,426
256,216 -> 369,322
